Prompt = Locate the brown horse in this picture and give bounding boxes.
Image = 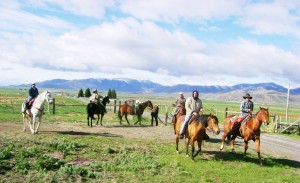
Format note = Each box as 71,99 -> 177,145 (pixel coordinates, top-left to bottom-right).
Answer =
220,107 -> 269,166
118,100 -> 153,125
171,105 -> 186,133
175,114 -> 220,160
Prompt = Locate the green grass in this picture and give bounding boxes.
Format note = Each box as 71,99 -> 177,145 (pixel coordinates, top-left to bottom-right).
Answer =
0,131 -> 299,182
0,88 -> 299,182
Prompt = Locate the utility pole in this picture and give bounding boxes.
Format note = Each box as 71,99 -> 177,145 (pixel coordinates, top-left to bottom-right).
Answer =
286,83 -> 290,123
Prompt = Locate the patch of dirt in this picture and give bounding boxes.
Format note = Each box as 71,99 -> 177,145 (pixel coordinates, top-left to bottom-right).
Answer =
1,121 -> 299,166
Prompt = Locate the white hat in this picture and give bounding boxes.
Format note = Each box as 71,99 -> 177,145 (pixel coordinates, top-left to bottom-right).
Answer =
179,92 -> 183,95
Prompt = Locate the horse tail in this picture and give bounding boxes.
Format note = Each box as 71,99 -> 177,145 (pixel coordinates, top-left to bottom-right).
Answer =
87,103 -> 96,120
118,108 -> 121,120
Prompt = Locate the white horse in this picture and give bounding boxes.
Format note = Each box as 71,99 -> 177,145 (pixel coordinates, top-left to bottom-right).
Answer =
21,90 -> 53,134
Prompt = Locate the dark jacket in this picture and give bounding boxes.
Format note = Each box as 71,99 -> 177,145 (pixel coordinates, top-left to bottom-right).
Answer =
29,87 -> 39,99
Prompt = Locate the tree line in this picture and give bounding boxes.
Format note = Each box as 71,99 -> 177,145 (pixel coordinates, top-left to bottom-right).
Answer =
77,88 -> 117,99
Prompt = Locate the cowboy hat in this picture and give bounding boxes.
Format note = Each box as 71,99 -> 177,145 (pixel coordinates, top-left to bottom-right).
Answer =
243,93 -> 252,99
92,89 -> 97,93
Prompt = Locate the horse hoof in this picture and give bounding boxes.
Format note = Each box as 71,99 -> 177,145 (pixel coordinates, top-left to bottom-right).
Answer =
186,155 -> 189,157
176,151 -> 179,154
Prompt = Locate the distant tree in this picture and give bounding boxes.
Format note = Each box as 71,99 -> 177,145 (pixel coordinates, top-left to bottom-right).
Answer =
85,88 -> 91,98
78,88 -> 84,98
107,89 -> 112,98
111,89 -> 117,99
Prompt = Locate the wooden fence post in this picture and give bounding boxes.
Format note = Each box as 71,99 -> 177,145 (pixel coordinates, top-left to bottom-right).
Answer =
114,100 -> 117,113
298,117 -> 300,134
224,107 -> 228,118
52,98 -> 55,114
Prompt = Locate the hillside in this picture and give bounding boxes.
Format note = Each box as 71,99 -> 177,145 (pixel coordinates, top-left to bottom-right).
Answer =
14,78 -> 300,95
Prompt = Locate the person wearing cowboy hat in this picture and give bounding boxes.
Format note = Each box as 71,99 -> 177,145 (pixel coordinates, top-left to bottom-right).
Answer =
240,93 -> 254,118
230,93 -> 254,132
90,89 -> 100,104
89,89 -> 106,113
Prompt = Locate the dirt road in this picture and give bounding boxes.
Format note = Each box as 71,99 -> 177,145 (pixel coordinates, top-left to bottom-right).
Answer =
0,121 -> 299,165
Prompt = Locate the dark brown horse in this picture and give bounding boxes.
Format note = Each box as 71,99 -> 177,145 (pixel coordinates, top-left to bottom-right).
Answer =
175,114 -> 220,160
87,96 -> 110,127
118,100 -> 153,125
220,107 -> 269,166
150,104 -> 159,126
171,105 -> 186,133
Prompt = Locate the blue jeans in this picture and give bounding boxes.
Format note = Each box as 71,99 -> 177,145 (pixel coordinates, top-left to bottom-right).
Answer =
179,113 -> 192,135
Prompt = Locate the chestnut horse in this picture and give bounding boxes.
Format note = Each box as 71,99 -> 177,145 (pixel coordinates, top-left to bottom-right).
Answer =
118,100 -> 153,125
175,114 -> 220,160
220,107 -> 269,166
171,105 -> 186,133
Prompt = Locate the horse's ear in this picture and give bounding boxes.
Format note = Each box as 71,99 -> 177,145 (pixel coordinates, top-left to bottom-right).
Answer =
259,106 -> 262,109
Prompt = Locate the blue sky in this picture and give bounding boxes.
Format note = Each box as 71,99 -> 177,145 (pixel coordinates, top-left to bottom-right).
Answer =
0,0 -> 300,88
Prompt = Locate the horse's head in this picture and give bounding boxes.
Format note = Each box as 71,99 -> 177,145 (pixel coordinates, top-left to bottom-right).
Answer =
178,105 -> 186,116
207,114 -> 220,135
45,91 -> 53,104
147,100 -> 153,109
102,96 -> 110,105
257,107 -> 269,126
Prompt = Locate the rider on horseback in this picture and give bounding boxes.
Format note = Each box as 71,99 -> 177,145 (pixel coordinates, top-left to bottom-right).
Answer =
23,83 -> 39,116
171,92 -> 186,121
90,89 -> 107,113
230,93 -> 254,132
179,90 -> 208,139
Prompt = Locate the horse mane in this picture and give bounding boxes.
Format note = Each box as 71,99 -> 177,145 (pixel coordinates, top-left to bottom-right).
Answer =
139,100 -> 151,107
255,107 -> 268,116
197,114 -> 218,128
36,90 -> 48,100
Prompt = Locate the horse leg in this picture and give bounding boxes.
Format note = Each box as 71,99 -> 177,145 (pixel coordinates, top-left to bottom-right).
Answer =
119,113 -> 123,124
151,115 -> 154,126
87,115 -> 90,126
230,135 -> 237,152
34,115 -> 42,134
96,114 -> 100,125
191,139 -> 195,160
220,131 -> 228,150
29,116 -> 35,134
254,138 -> 262,166
100,114 -> 103,126
155,115 -> 158,126
22,114 -> 26,131
193,139 -> 202,159
243,139 -> 249,158
176,134 -> 180,153
185,138 -> 190,158
134,115 -> 140,125
125,114 -> 130,125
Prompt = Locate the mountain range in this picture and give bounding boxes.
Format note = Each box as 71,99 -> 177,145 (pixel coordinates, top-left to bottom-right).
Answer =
15,78 -> 300,95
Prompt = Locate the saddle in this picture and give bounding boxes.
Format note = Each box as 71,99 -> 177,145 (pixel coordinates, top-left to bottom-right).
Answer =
230,114 -> 252,135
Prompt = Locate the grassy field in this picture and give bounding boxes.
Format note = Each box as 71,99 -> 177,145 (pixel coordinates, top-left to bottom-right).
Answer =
0,88 -> 299,182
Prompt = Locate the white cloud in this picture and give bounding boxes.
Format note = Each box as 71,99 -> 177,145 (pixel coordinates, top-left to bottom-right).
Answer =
0,0 -> 300,88
237,0 -> 300,38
